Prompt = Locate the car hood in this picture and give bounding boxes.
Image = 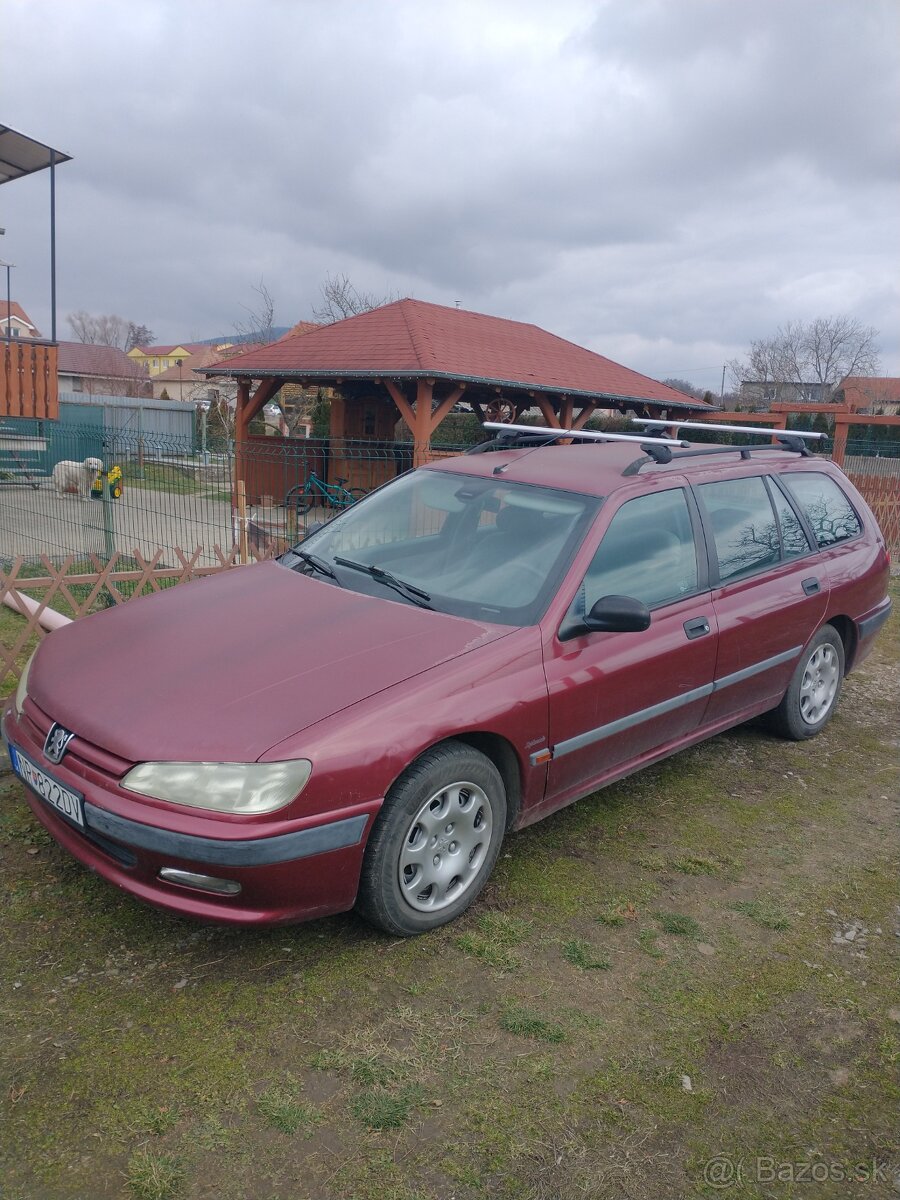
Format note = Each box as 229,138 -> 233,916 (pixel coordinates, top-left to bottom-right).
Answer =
29,561 -> 510,764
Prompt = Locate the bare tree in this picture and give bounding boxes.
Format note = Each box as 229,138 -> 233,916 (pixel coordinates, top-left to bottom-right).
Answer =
662,377 -> 707,401
67,311 -> 131,349
311,272 -> 396,324
233,279 -> 276,345
733,315 -> 880,390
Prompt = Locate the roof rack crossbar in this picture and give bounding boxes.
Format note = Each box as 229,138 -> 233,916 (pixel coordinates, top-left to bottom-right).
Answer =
630,418 -> 825,441
621,437 -> 817,476
481,421 -> 688,448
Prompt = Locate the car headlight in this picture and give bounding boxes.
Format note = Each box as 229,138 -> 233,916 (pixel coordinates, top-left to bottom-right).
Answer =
122,760 -> 313,815
14,648 -> 38,716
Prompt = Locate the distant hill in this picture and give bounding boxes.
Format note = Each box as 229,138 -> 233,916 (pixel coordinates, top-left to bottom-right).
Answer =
195,329 -> 292,346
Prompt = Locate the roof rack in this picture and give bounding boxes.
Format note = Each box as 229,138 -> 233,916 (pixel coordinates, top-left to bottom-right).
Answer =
631,418 -> 825,442
466,419 -> 824,477
618,419 -> 825,472
470,421 -> 688,465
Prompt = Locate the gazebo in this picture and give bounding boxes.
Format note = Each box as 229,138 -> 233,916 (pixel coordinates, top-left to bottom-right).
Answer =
203,299 -> 715,467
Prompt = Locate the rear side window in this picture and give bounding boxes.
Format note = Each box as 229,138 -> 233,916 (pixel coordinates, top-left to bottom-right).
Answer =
768,482 -> 812,559
782,473 -> 861,547
581,489 -> 699,610
698,476 -> 781,582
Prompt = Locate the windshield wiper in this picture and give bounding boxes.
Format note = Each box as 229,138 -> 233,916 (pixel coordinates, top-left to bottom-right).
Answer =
333,556 -> 432,608
294,550 -> 341,584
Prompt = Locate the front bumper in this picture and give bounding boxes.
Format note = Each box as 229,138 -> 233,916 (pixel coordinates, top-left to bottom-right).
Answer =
3,706 -> 379,926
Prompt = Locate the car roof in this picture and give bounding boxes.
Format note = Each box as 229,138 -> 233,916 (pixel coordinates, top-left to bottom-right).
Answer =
424,441 -> 815,500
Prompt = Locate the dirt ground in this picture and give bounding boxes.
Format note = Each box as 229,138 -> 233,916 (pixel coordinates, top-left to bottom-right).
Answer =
1,581 -> 898,1200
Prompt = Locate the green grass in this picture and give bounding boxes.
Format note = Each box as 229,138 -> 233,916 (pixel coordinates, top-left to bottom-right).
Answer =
456,911 -> 530,971
655,912 -> 702,938
500,1005 -> 568,1043
256,1084 -> 320,1135
349,1087 -> 420,1131
562,938 -> 612,970
125,1150 -> 183,1200
731,898 -> 792,930
637,927 -> 665,957
123,462 -> 201,493
670,853 -> 727,876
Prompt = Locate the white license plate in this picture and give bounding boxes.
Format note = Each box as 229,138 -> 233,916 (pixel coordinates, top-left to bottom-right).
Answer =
8,744 -> 85,828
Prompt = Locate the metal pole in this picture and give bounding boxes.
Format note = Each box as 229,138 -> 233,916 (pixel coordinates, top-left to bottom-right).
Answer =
5,262 -> 10,341
201,407 -> 209,465
50,150 -> 57,342
100,472 -> 116,562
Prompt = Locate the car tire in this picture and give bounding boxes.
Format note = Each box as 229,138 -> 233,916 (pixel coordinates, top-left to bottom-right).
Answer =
764,624 -> 845,741
356,741 -> 506,936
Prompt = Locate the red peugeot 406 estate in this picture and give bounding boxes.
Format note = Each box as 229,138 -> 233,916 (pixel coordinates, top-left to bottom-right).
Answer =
4,424 -> 892,935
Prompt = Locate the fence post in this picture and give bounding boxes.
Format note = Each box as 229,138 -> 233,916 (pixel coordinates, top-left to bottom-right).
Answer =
832,415 -> 849,467
100,473 -> 116,562
236,479 -> 249,564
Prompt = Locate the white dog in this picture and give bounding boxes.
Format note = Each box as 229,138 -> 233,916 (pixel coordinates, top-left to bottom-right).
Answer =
52,457 -> 104,499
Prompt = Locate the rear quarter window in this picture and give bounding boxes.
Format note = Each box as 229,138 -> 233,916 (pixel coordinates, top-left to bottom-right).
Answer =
697,476 -> 781,582
782,473 -> 862,547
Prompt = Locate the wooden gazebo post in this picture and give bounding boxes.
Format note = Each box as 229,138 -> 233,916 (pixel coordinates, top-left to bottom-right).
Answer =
383,379 -> 466,466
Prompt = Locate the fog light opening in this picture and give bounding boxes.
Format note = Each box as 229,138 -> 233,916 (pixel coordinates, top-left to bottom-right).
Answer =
158,868 -> 242,896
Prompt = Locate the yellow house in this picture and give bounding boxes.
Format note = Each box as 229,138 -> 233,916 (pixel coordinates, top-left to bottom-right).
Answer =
127,342 -> 234,377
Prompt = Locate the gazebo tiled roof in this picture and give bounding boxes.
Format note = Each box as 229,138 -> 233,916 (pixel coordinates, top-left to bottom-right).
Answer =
204,298 -> 712,412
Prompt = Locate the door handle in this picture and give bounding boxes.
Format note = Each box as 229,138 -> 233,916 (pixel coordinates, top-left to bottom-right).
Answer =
802,577 -> 821,596
683,617 -> 711,639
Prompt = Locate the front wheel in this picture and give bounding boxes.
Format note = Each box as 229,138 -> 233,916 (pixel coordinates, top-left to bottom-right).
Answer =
356,741 -> 506,936
764,625 -> 845,740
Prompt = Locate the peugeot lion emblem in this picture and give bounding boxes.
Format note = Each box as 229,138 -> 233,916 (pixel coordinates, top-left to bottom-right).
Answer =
44,723 -> 75,765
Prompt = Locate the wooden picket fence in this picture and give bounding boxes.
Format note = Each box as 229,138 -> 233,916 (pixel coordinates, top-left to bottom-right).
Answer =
849,471 -> 900,560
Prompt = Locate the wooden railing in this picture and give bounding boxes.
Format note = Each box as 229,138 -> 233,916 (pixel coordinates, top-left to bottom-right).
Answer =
1,339 -> 58,419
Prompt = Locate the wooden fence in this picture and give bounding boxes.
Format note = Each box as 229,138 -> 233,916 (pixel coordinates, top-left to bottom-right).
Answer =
1,339 -> 59,420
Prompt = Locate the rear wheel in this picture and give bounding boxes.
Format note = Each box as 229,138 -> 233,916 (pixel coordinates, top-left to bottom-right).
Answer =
765,624 -> 844,740
356,741 -> 506,936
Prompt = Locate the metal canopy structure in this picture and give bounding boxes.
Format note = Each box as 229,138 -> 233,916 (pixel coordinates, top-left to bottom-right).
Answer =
0,122 -> 72,343
0,124 -> 72,185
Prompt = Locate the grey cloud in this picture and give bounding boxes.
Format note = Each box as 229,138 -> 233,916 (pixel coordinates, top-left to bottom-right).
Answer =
1,0 -> 897,384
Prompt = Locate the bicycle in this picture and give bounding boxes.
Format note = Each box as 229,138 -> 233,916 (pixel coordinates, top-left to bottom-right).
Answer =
285,470 -> 366,516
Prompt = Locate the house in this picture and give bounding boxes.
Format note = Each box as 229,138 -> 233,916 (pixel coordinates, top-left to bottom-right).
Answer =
127,342 -> 212,376
1,300 -> 41,339
150,343 -> 272,403
833,377 -> 900,416
57,341 -> 150,397
739,380 -> 831,409
150,347 -> 230,402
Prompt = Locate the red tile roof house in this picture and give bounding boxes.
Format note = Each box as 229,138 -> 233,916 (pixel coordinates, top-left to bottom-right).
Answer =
835,376 -> 900,416
202,298 -> 714,466
1,300 -> 41,339
56,341 -> 150,397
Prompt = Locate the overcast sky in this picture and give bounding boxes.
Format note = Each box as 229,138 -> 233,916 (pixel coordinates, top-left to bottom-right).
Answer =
2,0 -> 898,390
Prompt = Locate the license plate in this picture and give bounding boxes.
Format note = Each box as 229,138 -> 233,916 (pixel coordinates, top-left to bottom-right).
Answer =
7,743 -> 85,828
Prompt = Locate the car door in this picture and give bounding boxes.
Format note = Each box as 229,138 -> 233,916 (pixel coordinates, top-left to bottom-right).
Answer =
537,484 -> 718,819
695,473 -> 829,726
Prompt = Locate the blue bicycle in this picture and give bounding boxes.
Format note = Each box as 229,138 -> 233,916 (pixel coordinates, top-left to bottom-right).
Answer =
285,470 -> 365,515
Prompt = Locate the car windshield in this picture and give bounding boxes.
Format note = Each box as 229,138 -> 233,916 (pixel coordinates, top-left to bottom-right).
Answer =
282,468 -> 599,626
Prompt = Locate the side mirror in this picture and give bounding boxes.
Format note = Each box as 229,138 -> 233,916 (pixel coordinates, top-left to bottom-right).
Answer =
583,594 -> 651,633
